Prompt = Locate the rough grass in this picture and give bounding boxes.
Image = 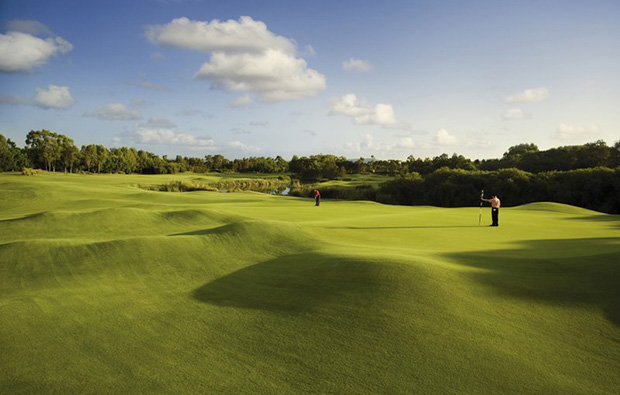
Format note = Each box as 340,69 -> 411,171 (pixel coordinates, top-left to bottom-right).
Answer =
1,172 -> 619,394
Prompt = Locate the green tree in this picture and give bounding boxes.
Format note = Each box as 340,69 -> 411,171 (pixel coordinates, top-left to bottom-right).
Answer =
81,144 -> 97,172
0,134 -> 29,171
95,145 -> 109,173
60,135 -> 80,173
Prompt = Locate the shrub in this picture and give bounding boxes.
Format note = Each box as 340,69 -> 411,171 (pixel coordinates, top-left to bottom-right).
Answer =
21,168 -> 42,176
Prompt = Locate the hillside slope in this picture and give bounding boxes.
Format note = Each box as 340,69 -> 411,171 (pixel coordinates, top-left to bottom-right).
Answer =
1,172 -> 619,394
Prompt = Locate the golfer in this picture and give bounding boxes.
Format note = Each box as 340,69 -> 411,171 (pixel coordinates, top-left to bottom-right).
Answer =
314,189 -> 321,206
482,195 -> 501,226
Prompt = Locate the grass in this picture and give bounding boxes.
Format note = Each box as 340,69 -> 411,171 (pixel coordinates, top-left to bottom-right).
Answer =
1,171 -> 619,394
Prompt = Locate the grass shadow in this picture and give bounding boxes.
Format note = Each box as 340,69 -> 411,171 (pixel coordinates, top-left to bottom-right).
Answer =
446,237 -> 620,327
565,214 -> 620,230
327,226 -> 480,230
192,253 -> 384,313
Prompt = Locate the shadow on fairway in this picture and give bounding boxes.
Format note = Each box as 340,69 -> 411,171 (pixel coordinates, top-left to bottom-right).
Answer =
193,253 -> 385,313
567,214 -> 620,230
327,226 -> 480,230
446,237 -> 620,327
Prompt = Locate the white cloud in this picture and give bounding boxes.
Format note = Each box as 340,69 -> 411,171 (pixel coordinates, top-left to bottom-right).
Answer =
0,31 -> 72,72
346,133 -> 398,153
342,58 -> 373,72
34,85 -> 74,109
330,93 -> 409,129
6,19 -> 53,36
505,87 -> 549,103
85,103 -> 142,120
117,116 -> 215,148
551,123 -> 600,141
146,16 -> 325,102
226,140 -> 260,153
136,128 -> 215,147
396,137 -> 416,149
145,16 -> 295,53
132,98 -> 146,107
228,93 -> 253,108
435,128 -> 459,146
154,133 -> 207,147
346,133 -> 374,152
502,108 -> 524,120
196,49 -> 325,102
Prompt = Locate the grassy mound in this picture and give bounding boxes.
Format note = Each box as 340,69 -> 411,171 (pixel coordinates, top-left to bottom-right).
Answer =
1,172 -> 619,394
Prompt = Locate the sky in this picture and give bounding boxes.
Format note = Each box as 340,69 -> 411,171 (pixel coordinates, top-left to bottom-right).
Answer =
0,0 -> 618,160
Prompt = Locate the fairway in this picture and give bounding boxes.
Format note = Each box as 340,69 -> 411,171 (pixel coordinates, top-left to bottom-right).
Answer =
1,172 -> 619,394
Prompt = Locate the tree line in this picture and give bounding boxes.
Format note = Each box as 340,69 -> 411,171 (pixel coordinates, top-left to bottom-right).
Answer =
1,130 -> 619,177
375,167 -> 620,214
2,130 -> 619,213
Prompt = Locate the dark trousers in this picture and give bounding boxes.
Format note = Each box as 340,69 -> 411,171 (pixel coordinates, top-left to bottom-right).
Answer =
492,207 -> 499,226
315,196 -> 320,206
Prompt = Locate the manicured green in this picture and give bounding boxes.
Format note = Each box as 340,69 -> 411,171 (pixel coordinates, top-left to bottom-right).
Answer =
1,172 -> 619,394
315,173 -> 392,188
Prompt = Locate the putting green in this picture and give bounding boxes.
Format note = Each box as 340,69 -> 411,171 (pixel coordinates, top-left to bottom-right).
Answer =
1,172 -> 619,394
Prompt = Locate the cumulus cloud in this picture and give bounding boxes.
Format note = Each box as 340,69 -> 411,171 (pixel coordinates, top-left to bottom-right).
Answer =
502,108 -> 524,120
0,29 -> 73,72
145,16 -> 325,102
396,137 -> 416,149
228,93 -> 253,108
551,123 -> 600,141
435,128 -> 459,146
34,85 -> 74,109
196,49 -> 325,102
346,133 -> 375,152
505,87 -> 549,103
111,116 -> 215,148
118,117 -> 214,147
136,128 -> 215,147
342,58 -> 373,72
330,93 -> 409,130
145,16 -> 295,53
346,135 -> 417,153
85,103 -> 142,120
346,133 -> 400,153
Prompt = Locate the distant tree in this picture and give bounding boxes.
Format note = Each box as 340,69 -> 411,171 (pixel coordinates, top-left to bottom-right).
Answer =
0,134 -> 30,171
81,144 -> 97,172
612,140 -> 620,167
59,135 -> 80,173
503,143 -> 539,159
95,145 -> 109,173
25,130 -> 53,170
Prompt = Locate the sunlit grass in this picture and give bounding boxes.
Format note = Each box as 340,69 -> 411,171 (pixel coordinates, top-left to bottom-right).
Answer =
1,172 -> 619,394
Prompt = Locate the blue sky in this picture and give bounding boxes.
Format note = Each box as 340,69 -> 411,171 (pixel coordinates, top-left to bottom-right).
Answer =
1,0 -> 618,159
